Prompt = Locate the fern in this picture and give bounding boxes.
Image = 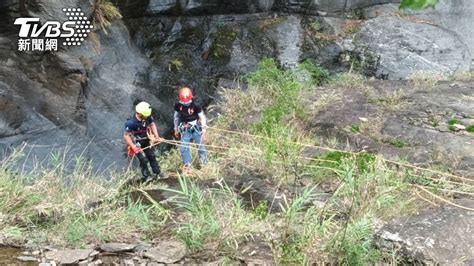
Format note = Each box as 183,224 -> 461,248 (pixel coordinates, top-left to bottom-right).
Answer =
341,218 -> 380,265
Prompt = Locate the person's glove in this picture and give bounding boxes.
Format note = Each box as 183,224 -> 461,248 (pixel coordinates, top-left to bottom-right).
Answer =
174,129 -> 180,139
131,145 -> 141,155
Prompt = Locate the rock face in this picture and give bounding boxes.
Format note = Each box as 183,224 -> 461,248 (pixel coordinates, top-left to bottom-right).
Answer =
118,0 -> 399,15
117,0 -> 399,16
375,199 -> 474,264
0,1 -> 164,171
306,79 -> 474,176
409,0 -> 474,64
355,15 -> 471,80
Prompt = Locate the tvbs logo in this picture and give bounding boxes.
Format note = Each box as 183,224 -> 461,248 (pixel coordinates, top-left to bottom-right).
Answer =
14,8 -> 93,52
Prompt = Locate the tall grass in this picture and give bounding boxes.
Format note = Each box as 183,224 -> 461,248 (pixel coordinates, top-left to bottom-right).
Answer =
0,146 -> 168,247
163,177 -> 259,253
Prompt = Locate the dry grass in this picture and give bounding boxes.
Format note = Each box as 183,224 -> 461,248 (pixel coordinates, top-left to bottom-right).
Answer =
305,91 -> 341,114
359,117 -> 385,142
450,71 -> 474,82
3,60 -> 471,264
408,71 -> 446,91
259,16 -> 286,30
0,145 -> 168,247
329,73 -> 373,92
341,19 -> 362,36
369,90 -> 409,112
92,0 -> 122,34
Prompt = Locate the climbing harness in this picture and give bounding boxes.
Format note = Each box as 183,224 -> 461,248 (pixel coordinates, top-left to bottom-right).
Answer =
178,122 -> 203,135
127,128 -> 158,158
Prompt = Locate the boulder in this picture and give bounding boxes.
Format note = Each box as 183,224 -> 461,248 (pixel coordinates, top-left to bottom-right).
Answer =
45,249 -> 93,264
375,199 -> 474,264
407,0 -> 474,64
144,240 -> 186,264
99,243 -> 137,253
16,256 -> 38,262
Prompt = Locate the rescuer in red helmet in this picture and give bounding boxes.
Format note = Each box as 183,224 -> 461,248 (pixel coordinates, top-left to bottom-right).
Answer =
173,86 -> 208,174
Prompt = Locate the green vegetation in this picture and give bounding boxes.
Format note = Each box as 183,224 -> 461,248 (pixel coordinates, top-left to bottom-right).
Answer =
448,118 -> 461,131
466,125 -> 474,133
2,59 -> 471,264
304,18 -> 337,46
430,116 -> 439,128
386,138 -> 410,148
253,200 -> 269,220
88,0 -> 122,51
210,25 -> 239,60
351,124 -> 361,133
168,59 -> 183,72
299,59 -> 330,86
399,0 -> 438,10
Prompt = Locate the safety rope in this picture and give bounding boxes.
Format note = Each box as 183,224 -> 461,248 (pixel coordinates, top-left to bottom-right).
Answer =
163,139 -> 340,165
137,129 -> 474,188
131,126 -> 474,212
161,138 -> 474,211
157,138 -> 474,194
415,185 -> 474,211
160,139 -> 344,174
206,126 -> 473,183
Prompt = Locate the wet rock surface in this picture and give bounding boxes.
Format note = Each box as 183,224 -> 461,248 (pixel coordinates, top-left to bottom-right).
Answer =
375,199 -> 474,264
0,247 -> 37,266
237,237 -> 275,265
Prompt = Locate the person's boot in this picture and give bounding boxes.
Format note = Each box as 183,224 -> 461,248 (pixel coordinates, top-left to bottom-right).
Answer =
141,167 -> 151,181
199,156 -> 208,166
182,164 -> 192,176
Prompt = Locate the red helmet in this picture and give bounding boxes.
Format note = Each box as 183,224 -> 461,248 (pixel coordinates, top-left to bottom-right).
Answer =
179,86 -> 193,104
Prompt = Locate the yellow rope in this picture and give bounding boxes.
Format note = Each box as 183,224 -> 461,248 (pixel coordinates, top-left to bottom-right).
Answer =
414,188 -> 440,207
163,138 -> 339,165
141,134 -> 473,188
416,185 -> 474,212
161,139 -> 344,174
207,125 -> 473,183
132,127 -> 474,212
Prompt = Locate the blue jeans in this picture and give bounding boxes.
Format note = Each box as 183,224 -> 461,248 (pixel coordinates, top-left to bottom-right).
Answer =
180,128 -> 208,165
